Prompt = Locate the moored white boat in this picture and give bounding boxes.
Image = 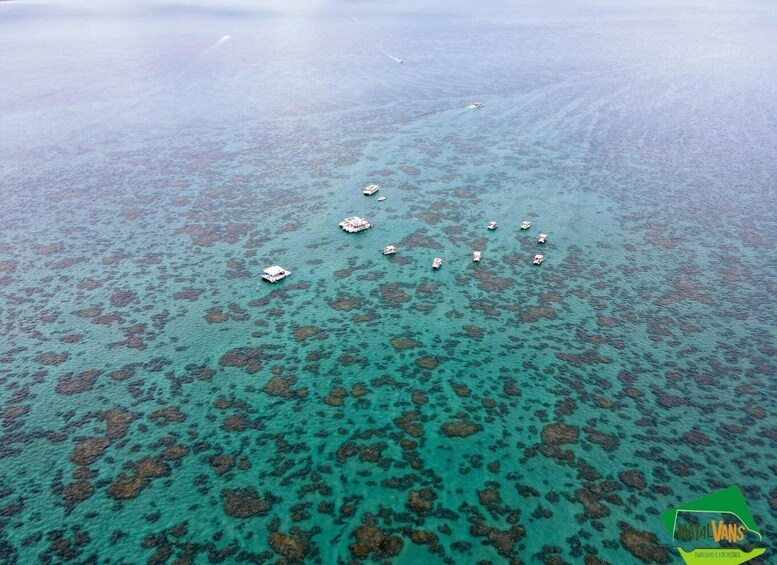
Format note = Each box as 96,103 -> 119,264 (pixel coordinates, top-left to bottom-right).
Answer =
538,233 -> 547,244
262,265 -> 291,283
521,221 -> 532,230
533,254 -> 544,265
432,257 -> 443,269
339,216 -> 374,233
363,184 -> 380,195
382,245 -> 397,255
473,251 -> 481,262
487,221 -> 498,230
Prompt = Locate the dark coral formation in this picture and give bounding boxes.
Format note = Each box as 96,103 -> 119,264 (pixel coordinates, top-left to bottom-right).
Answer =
222,488 -> 273,518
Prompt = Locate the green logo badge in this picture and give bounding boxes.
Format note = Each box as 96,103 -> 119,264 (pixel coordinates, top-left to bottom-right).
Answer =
661,486 -> 765,565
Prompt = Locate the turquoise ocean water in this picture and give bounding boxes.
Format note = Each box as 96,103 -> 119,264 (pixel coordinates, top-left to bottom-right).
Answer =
1,0 -> 776,562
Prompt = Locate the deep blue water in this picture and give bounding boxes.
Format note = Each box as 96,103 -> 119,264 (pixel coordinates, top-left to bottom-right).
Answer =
1,0 -> 776,563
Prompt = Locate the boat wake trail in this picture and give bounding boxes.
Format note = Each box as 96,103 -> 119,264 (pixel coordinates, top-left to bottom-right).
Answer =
202,35 -> 231,55
382,51 -> 403,64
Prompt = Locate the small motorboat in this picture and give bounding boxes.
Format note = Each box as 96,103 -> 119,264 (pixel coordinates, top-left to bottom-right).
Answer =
377,196 -> 386,201
538,233 -> 547,244
487,221 -> 498,230
472,251 -> 481,262
382,245 -> 397,255
520,221 -> 532,230
432,258 -> 443,269
468,102 -> 484,109
533,254 -> 544,265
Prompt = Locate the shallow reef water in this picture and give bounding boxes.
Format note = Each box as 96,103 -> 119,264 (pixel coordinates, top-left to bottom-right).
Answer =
0,0 -> 776,563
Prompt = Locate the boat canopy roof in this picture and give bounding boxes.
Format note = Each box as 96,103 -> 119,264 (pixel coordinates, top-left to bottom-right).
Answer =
264,265 -> 287,276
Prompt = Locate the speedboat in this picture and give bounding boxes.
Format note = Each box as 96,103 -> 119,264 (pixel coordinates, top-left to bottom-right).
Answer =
382,245 -> 397,255
533,254 -> 544,265
487,221 -> 498,230
538,233 -> 547,244
473,251 -> 481,262
377,196 -> 386,201
432,258 -> 443,269
520,221 -> 532,230
468,102 -> 484,109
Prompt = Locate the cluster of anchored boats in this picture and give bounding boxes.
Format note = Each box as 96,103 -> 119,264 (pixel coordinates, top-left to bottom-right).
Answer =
262,182 -> 548,282
351,184 -> 549,269
378,214 -> 547,267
